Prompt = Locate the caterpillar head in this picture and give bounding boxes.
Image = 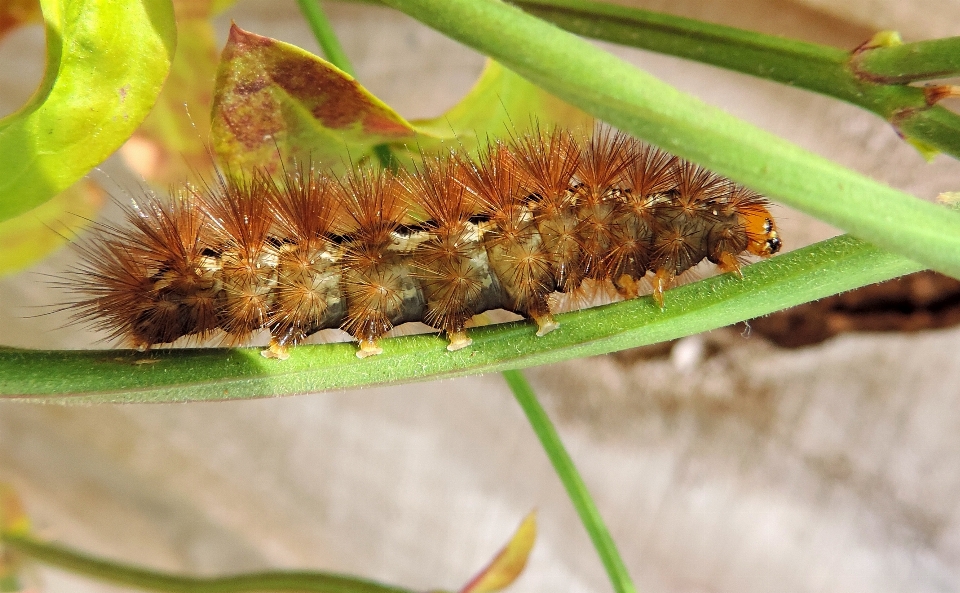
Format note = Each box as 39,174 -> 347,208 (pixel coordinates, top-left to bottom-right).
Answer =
742,206 -> 781,257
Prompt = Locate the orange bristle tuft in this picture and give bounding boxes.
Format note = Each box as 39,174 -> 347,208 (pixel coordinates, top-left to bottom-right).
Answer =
336,166 -> 419,357
574,128 -> 634,281
509,126 -> 583,293
460,140 -> 558,333
64,188 -> 218,348
265,165 -> 344,355
402,154 -> 491,349
196,170 -> 277,343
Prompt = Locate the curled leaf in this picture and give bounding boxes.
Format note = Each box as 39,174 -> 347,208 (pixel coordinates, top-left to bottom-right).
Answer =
460,512 -> 536,593
211,25 -> 591,173
0,0 -> 176,223
212,24 -> 417,174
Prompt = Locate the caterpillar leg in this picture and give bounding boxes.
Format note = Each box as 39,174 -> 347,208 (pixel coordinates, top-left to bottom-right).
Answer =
446,330 -> 473,352
651,270 -> 675,310
716,252 -> 744,278
614,274 -> 641,300
357,338 -> 384,358
533,312 -> 559,336
261,340 -> 291,361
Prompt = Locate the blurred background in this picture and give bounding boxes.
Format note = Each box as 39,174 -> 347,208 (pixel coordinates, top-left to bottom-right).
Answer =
2,0 -> 960,591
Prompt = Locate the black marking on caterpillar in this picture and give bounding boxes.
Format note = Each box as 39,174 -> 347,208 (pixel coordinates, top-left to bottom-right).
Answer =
59,127 -> 781,360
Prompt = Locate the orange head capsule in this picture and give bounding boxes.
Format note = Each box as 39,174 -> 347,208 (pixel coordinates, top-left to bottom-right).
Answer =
741,205 -> 781,257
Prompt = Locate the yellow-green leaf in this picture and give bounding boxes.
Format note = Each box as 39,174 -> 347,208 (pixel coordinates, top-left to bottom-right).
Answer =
0,485 -> 29,593
0,484 -> 28,537
0,0 -> 177,223
459,512 -> 536,593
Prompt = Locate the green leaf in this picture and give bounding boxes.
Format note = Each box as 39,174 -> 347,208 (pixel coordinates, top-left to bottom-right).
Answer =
210,25 -> 591,173
0,235 -> 923,403
0,179 -> 105,276
0,0 -> 177,223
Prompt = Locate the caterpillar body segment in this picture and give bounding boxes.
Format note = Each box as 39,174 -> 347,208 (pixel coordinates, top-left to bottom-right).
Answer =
64,128 -> 781,359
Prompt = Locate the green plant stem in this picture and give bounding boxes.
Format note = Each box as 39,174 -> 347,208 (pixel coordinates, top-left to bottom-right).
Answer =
503,370 -> 637,593
853,36 -> 960,83
295,0 -> 356,76
294,0 -> 395,169
378,0 -> 960,282
1,533 -> 413,593
507,0 -> 960,158
0,235 -> 923,402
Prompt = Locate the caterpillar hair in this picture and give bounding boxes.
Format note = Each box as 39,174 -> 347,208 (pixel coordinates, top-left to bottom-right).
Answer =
62,127 -> 781,360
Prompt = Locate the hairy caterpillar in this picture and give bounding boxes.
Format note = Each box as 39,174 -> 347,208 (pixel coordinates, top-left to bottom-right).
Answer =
61,127 -> 781,360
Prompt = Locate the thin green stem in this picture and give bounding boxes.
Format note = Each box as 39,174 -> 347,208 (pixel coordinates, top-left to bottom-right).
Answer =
503,370 -> 637,593
506,0 -> 960,158
513,0 -> 854,97
1,533 -> 412,593
295,0 -> 356,76
853,36 -> 960,83
293,0 -> 395,170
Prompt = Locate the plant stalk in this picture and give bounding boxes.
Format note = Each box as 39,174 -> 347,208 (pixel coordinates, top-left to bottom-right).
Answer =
853,36 -> 960,83
503,370 -> 637,593
1,533 -> 413,593
507,0 -> 960,159
0,235 -> 924,402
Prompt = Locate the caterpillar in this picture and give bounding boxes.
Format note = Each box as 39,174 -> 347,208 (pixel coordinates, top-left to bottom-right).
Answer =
61,127 -> 781,360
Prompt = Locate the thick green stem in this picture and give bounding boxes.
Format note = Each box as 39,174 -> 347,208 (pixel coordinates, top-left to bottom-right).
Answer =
342,0 -> 960,159
514,0 -> 855,97
1,533 -> 412,593
853,36 -> 960,83
503,370 -> 637,593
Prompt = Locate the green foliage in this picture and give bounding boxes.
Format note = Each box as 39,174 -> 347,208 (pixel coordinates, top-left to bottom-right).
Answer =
0,179 -> 103,275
